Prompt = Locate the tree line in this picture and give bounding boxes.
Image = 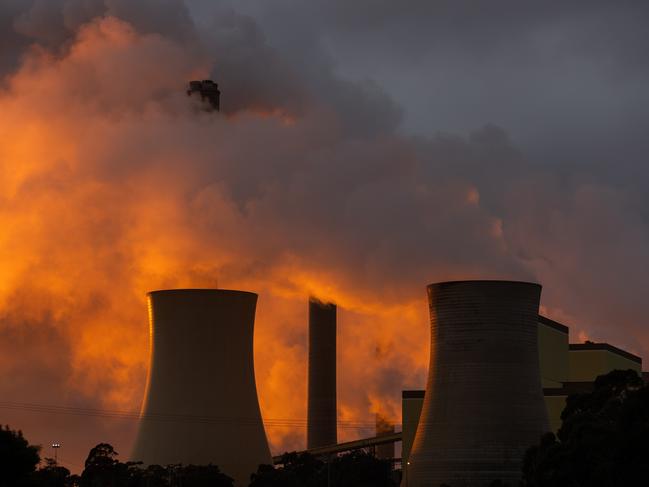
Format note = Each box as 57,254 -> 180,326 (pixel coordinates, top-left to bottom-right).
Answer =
2,369 -> 647,487
0,429 -> 396,487
442,369 -> 649,486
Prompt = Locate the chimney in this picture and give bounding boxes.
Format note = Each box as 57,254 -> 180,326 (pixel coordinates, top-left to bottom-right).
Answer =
187,79 -> 220,111
307,297 -> 337,449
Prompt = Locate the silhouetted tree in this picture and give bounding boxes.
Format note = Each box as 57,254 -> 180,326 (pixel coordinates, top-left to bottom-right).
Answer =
177,464 -> 233,487
33,458 -> 72,487
251,452 -> 322,487
249,452 -> 324,487
248,464 -> 287,487
0,425 -> 40,487
139,464 -> 168,487
250,450 -> 396,487
440,480 -> 513,487
522,369 -> 649,487
80,443 -> 127,487
123,463 -> 167,487
326,450 -> 393,487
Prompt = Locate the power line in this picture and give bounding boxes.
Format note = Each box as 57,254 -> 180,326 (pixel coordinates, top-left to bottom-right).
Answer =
0,400 -> 399,430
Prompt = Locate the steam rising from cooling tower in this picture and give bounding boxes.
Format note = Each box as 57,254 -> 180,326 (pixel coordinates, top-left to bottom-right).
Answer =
407,281 -> 549,487
131,289 -> 271,486
307,297 -> 337,448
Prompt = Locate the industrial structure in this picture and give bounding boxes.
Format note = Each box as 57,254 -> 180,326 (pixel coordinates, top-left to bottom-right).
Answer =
541,331 -> 642,432
275,281 -> 644,483
131,289 -> 271,486
187,80 -> 220,111
406,280 -> 549,487
401,314 -> 644,469
129,281 -> 645,484
307,297 -> 338,449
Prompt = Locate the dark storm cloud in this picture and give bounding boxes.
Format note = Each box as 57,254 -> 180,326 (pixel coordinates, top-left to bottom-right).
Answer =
0,0 -> 30,76
229,0 -> 649,76
1,0 -> 197,79
208,0 -> 649,168
185,0 -> 649,356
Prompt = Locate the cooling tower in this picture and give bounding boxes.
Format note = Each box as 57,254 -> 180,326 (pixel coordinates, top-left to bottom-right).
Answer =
131,289 -> 271,486
307,297 -> 337,448
407,281 -> 549,487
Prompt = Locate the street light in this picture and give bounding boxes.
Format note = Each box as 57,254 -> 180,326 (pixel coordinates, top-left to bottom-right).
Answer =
52,443 -> 61,465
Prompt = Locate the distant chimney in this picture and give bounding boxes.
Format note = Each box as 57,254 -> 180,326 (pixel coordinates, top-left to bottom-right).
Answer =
187,79 -> 220,111
307,297 -> 337,449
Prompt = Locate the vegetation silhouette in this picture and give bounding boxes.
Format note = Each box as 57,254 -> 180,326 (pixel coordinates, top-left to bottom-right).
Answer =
522,369 -> 649,487
0,425 -> 40,487
250,450 -> 396,487
4,370 -> 647,487
32,458 -> 74,487
437,369 -> 649,487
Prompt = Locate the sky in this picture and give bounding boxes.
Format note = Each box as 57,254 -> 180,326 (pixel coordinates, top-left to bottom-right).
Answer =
1,0 -> 648,473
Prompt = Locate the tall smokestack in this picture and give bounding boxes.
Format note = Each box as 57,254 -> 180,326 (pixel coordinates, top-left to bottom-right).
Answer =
187,80 -> 220,111
407,281 -> 549,487
131,289 -> 271,486
307,297 -> 337,449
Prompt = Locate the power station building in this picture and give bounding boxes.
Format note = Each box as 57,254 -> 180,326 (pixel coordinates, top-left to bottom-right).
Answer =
401,307 -> 643,475
131,289 -> 271,486
130,282 -> 643,485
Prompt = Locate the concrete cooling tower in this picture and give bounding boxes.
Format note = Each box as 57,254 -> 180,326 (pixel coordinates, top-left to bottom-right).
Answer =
131,289 -> 271,486
407,281 -> 549,487
307,297 -> 337,449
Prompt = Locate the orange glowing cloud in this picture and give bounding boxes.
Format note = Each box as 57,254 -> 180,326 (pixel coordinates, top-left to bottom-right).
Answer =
0,15 -> 442,462
3,6 -> 646,475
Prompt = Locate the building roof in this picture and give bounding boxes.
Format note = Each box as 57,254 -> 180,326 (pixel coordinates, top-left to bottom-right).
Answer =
538,315 -> 569,333
569,342 -> 642,364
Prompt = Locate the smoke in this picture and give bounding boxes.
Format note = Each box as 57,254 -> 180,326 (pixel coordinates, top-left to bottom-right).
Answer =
1,0 -> 648,471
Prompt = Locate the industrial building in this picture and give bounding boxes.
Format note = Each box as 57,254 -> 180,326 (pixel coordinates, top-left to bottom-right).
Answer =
543,339 -> 642,433
401,310 -> 643,470
279,282 -> 644,485
131,282 -> 643,485
131,289 -> 271,487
